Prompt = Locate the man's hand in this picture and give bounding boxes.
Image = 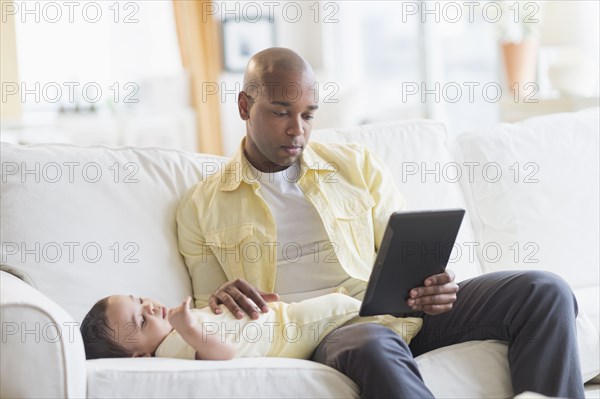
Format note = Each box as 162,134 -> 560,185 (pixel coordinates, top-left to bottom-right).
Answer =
209,278 -> 279,320
168,296 -> 195,334
407,270 -> 459,315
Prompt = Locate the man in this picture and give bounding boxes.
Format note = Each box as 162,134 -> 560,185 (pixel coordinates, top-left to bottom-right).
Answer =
177,47 -> 584,398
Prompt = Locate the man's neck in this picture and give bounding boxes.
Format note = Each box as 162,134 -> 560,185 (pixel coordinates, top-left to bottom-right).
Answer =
243,149 -> 291,173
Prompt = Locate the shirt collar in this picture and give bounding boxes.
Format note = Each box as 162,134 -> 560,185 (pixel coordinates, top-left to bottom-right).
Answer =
299,143 -> 338,176
220,138 -> 254,192
220,138 -> 336,192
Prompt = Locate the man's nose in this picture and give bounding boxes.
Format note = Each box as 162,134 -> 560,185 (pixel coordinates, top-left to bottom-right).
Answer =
286,116 -> 304,136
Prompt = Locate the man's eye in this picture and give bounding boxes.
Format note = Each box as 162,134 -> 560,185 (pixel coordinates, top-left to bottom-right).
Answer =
303,114 -> 314,120
273,111 -> 287,117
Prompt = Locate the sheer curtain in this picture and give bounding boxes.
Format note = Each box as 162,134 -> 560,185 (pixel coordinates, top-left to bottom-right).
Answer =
0,4 -> 21,121
173,0 -> 223,155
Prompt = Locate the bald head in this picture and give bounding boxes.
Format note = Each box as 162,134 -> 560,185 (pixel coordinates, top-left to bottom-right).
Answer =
237,48 -> 318,172
243,47 -> 315,99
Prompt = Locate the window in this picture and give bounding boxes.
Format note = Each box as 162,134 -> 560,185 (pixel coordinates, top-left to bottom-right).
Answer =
324,1 -> 501,133
14,0 -> 182,115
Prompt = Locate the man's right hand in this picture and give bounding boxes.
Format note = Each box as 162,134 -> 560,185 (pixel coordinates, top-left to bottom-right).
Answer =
209,278 -> 279,320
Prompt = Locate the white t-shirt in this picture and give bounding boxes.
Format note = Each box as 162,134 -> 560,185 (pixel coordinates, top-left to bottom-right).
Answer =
250,162 -> 366,302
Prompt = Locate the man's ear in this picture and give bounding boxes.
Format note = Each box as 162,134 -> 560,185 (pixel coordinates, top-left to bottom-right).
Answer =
238,91 -> 251,120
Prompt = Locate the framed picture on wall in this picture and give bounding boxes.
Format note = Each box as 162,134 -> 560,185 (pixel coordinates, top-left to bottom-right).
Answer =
222,18 -> 275,72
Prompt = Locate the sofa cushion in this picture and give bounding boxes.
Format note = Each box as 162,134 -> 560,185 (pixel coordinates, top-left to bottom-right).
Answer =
455,108 -> 599,290
455,108 -> 600,381
418,340 -> 511,398
85,344 -> 511,399
0,142 -> 226,322
1,119 -> 483,323
86,357 -> 359,398
311,120 -> 483,283
85,309 -> 599,399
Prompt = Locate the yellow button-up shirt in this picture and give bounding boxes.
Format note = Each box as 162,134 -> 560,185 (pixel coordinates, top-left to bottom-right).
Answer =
177,139 -> 406,309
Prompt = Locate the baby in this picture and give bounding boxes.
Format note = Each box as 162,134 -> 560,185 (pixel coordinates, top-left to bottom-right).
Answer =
80,293 -> 422,361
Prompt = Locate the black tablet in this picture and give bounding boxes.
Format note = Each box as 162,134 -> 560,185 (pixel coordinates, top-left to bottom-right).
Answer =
359,209 -> 465,317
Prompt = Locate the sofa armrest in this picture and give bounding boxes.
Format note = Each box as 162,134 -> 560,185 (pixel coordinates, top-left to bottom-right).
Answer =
1,271 -> 86,398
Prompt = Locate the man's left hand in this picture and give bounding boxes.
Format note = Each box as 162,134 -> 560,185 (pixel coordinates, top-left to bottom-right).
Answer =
407,270 -> 459,315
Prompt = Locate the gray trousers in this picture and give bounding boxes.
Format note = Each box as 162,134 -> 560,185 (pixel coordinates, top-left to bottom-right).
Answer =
311,271 -> 585,398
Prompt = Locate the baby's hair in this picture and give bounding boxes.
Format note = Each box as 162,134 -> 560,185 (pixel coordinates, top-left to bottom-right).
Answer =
80,297 -> 133,359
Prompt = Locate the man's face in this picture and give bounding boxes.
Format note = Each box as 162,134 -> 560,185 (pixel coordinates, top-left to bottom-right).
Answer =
240,71 -> 319,172
105,295 -> 173,357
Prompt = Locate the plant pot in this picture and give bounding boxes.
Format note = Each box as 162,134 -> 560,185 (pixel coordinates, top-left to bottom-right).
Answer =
501,39 -> 538,98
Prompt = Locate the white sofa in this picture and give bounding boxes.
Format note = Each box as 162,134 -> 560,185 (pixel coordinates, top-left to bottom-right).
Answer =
1,109 -> 599,398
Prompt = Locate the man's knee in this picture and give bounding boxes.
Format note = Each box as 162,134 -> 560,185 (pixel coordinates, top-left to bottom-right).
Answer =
317,323 -> 411,367
338,323 -> 411,362
516,270 -> 577,315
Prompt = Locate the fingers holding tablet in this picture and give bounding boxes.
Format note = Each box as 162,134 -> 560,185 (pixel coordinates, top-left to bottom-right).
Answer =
407,270 -> 459,315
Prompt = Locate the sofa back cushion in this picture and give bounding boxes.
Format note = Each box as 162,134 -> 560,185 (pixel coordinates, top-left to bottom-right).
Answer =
312,120 -> 483,283
1,120 -> 484,321
455,108 -> 599,291
0,143 -> 226,322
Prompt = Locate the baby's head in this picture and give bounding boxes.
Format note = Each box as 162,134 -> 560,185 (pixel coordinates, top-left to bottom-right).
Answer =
80,295 -> 172,359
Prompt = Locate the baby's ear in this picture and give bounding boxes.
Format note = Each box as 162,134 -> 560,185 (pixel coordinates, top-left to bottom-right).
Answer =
132,351 -> 151,358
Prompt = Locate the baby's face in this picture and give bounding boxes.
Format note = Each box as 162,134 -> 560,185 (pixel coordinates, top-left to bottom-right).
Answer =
105,295 -> 173,357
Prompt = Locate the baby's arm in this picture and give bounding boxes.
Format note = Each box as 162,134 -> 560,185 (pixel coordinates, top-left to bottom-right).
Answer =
168,297 -> 235,360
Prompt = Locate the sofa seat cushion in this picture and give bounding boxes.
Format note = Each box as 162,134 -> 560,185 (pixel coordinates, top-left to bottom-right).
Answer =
421,314 -> 599,397
86,309 -> 599,399
575,288 -> 600,381
86,357 -> 359,398
86,343 -> 512,399
418,341 -> 511,398
576,286 -> 600,336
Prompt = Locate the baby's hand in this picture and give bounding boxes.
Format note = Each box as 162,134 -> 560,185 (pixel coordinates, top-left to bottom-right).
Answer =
168,297 -> 194,334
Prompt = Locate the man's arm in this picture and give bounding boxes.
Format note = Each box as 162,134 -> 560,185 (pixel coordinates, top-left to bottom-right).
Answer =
176,186 -> 229,309
176,186 -> 278,318
363,148 -> 459,316
168,297 -> 236,361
